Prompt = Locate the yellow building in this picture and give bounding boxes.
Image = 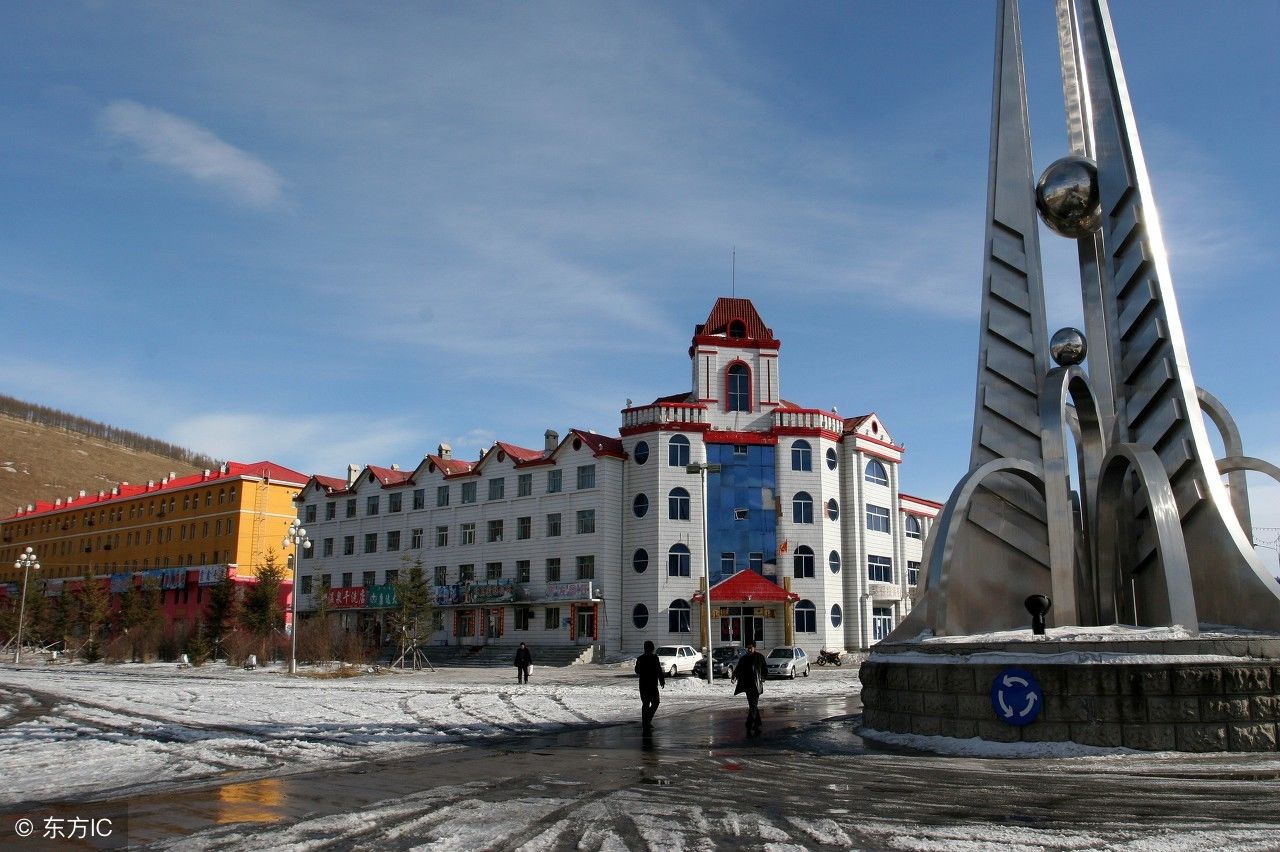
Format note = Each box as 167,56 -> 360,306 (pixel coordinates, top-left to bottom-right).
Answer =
0,461 -> 308,588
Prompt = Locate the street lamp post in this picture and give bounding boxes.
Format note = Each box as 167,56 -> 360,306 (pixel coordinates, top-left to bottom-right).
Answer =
686,462 -> 721,685
12,547 -> 40,664
283,519 -> 312,674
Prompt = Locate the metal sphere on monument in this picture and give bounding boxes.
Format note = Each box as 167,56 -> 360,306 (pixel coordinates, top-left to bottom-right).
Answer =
1049,327 -> 1087,367
1035,156 -> 1101,238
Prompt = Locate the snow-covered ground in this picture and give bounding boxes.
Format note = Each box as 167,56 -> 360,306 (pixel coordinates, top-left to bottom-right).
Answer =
0,660 -> 859,807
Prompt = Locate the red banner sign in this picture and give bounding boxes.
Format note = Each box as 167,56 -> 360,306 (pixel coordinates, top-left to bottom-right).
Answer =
328,586 -> 368,609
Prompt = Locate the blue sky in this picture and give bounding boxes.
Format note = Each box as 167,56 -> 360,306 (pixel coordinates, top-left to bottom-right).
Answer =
2,2 -> 1277,554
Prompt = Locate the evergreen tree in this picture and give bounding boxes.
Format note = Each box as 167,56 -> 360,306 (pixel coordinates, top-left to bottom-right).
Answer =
185,623 -> 211,666
76,574 -> 112,660
49,588 -> 80,651
391,555 -> 435,660
204,574 -> 238,660
240,550 -> 285,661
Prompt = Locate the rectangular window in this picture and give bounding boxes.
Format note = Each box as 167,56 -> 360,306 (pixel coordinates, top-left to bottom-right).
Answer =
546,557 -> 561,581
907,561 -> 920,587
345,499 -> 357,519
302,544 -> 314,560
517,560 -> 531,583
342,572 -> 352,588
461,482 -> 477,504
436,485 -> 449,507
436,526 -> 449,547
389,492 -> 402,513
576,555 -> 595,580
720,552 -> 736,574
300,575 -> 313,595
433,566 -> 447,586
734,508 -> 749,521
461,523 -> 476,545
387,530 -> 401,551
343,536 -> 355,556
411,528 -> 423,549
385,569 -> 398,586
546,513 -> 562,537
412,489 -> 425,510
488,478 -> 505,500
304,504 -> 317,524
669,606 -> 690,633
749,552 -> 764,573
516,516 -> 531,540
576,509 -> 595,534
733,445 -> 748,456
459,564 -> 474,582
517,473 -> 532,497
544,607 -> 560,630
325,502 -> 336,520
515,606 -> 533,630
872,607 -> 894,641
367,496 -> 380,516
868,555 -> 893,583
485,561 -> 503,580
576,464 -> 596,489
363,571 -> 376,588
323,538 -> 334,557
487,519 -> 503,542
866,504 -> 891,533
547,470 -> 562,493
364,533 -> 378,554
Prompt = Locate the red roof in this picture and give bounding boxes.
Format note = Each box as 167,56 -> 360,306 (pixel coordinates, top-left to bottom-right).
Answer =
692,570 -> 799,604
493,442 -> 545,464
424,455 -> 475,477
5,460 -> 309,521
568,429 -> 625,459
365,465 -> 413,487
695,297 -> 775,342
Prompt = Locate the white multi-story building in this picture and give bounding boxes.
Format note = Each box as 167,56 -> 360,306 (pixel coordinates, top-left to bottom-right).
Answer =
294,298 -> 938,658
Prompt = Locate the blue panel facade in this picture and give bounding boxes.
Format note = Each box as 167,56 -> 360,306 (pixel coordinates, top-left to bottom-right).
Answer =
706,444 -> 777,585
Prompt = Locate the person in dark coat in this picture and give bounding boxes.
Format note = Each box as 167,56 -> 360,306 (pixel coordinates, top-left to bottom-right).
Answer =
515,642 -> 533,684
731,641 -> 767,734
634,640 -> 666,728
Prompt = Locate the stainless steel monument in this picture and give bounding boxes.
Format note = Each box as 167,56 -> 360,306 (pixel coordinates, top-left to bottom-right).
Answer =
894,0 -> 1280,640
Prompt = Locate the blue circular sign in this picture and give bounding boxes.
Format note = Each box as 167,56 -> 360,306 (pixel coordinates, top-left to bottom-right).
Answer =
989,667 -> 1043,727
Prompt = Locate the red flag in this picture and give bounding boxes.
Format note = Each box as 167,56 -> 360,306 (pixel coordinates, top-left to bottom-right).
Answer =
778,539 -> 789,554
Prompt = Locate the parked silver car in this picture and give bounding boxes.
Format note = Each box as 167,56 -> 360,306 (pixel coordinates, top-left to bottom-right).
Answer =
765,646 -> 810,679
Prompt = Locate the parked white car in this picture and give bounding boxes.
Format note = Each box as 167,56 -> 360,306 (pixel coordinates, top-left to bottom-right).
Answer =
654,645 -> 703,677
765,646 -> 810,679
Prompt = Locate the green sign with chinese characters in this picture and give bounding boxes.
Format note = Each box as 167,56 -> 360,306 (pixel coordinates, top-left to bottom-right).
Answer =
367,584 -> 399,609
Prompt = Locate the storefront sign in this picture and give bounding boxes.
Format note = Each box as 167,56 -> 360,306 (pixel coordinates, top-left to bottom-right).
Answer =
434,579 -> 515,606
161,568 -> 186,590
328,586 -> 368,609
366,584 -> 398,609
109,573 -> 132,593
198,565 -> 228,587
545,581 -> 592,602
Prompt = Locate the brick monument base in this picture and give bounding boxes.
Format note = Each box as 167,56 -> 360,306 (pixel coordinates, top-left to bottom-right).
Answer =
860,634 -> 1280,752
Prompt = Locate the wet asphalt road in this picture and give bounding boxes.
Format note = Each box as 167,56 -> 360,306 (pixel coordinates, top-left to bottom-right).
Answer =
13,691 -> 1280,849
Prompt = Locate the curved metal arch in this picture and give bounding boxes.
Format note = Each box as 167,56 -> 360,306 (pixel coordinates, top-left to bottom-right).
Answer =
1039,365 -> 1108,626
1198,387 -> 1252,534
1094,443 -> 1197,632
924,457 -> 1045,634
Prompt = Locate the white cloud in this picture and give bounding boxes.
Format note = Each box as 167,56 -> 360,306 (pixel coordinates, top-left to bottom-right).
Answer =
100,100 -> 283,208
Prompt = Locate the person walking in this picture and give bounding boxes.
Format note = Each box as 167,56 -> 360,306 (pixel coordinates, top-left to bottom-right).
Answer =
634,640 -> 666,729
515,642 -> 533,684
731,641 -> 767,734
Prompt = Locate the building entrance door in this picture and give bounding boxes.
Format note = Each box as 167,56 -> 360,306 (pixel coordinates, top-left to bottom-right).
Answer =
575,606 -> 596,643
720,608 -> 763,645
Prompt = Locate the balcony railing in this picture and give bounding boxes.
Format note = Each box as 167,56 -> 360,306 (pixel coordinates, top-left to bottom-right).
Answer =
773,408 -> 843,434
621,401 -> 708,430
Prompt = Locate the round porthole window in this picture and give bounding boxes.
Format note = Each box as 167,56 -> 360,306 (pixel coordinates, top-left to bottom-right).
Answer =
831,603 -> 843,628
829,550 -> 841,573
633,549 -> 649,573
634,441 -> 649,464
827,498 -> 840,521
826,448 -> 837,470
633,603 -> 649,629
633,493 -> 649,518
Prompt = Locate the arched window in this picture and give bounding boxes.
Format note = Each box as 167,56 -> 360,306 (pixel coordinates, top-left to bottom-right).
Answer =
668,435 -> 690,467
668,488 -> 690,520
795,600 -> 816,633
793,545 -> 815,578
829,550 -> 841,573
633,493 -> 649,518
865,459 -> 888,486
792,492 -> 813,524
633,549 -> 649,573
826,498 -> 839,521
791,440 -> 812,471
727,363 -> 750,412
669,599 -> 691,633
728,319 -> 746,338
905,515 -> 922,539
825,448 -> 838,470
668,544 -> 691,576
831,604 -> 843,628
633,441 -> 649,465
633,603 -> 649,629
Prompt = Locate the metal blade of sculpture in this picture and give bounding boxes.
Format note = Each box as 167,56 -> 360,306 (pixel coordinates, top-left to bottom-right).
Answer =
893,0 -> 1280,640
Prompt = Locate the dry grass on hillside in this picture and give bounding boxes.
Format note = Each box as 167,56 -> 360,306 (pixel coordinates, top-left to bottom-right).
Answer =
0,413 -> 206,516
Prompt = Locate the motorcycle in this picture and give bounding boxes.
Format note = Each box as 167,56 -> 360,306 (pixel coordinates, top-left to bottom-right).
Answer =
816,648 -> 844,667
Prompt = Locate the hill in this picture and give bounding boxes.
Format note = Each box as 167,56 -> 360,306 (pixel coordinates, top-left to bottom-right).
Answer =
0,401 -> 220,517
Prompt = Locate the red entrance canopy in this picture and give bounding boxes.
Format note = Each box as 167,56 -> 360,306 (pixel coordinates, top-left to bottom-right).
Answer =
692,570 -> 798,604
